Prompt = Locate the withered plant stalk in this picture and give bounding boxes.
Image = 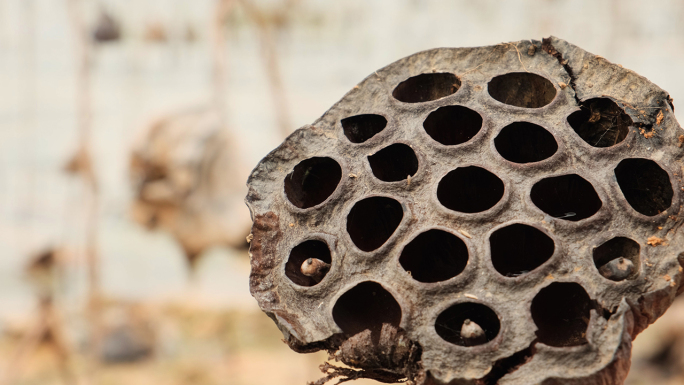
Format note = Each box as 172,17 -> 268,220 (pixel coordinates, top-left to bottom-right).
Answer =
65,0 -> 102,382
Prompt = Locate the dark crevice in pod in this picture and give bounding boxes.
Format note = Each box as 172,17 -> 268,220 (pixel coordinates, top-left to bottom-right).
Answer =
437,167 -> 504,213
347,197 -> 403,251
488,72 -> 556,108
567,98 -> 632,147
284,157 -> 342,209
285,240 -> 332,286
399,229 -> 468,283
593,237 -> 640,281
530,174 -> 602,221
614,158 -> 673,216
341,114 -> 387,143
435,303 -> 500,346
531,282 -> 592,347
332,281 -> 402,339
494,122 -> 558,163
392,73 -> 460,103
368,143 -> 419,182
489,224 -> 555,277
423,105 -> 483,145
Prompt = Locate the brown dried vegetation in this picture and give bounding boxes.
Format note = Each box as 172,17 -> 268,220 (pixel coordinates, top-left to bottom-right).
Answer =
246,37 -> 684,384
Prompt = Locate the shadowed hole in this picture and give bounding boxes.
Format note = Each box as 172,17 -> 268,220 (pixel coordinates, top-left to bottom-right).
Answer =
347,197 -> 403,251
531,282 -> 591,347
593,237 -> 640,281
423,105 -> 483,145
399,229 -> 468,283
488,72 -> 556,108
368,143 -> 419,182
284,240 -> 332,287
615,158 -> 673,216
437,167 -> 504,213
567,98 -> 632,147
435,303 -> 500,346
392,73 -> 460,103
332,281 -> 402,338
531,174 -> 602,221
490,224 -> 555,277
284,157 -> 342,209
495,122 -> 558,163
341,114 -> 387,143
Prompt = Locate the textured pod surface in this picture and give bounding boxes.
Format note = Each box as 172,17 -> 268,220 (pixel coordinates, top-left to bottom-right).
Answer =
245,36 -> 684,385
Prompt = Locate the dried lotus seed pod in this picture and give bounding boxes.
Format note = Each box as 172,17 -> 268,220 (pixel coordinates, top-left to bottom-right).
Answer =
245,36 -> 684,385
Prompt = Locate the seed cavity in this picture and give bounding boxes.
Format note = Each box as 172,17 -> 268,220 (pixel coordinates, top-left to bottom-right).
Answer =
347,197 -> 403,252
488,72 -> 556,108
285,240 -> 332,287
530,174 -> 602,221
567,98 -> 632,147
437,167 -> 505,213
332,281 -> 402,337
435,303 -> 500,346
284,157 -> 342,209
341,114 -> 387,143
423,105 -> 483,146
531,282 -> 591,347
399,229 -> 469,283
614,158 -> 673,216
392,73 -> 460,103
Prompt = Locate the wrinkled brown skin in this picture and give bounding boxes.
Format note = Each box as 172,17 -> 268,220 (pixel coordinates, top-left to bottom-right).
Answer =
245,36 -> 684,385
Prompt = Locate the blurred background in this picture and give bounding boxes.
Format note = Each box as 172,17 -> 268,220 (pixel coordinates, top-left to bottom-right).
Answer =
2,0 -> 684,384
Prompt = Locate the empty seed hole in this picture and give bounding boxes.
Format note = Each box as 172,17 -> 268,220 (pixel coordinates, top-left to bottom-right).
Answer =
332,281 -> 402,338
347,197 -> 403,251
399,229 -> 469,283
284,240 -> 332,287
423,105 -> 483,145
488,72 -> 556,108
392,73 -> 460,103
531,282 -> 591,347
435,303 -> 500,346
494,122 -> 558,163
437,167 -> 505,213
567,98 -> 632,147
615,158 -> 673,216
593,237 -> 640,282
490,224 -> 555,277
530,174 -> 602,221
368,143 -> 419,182
341,114 -> 387,143
284,157 -> 342,209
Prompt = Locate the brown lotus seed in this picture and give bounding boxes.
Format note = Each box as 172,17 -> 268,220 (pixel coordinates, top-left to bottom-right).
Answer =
461,319 -> 487,346
599,257 -> 635,281
301,257 -> 331,282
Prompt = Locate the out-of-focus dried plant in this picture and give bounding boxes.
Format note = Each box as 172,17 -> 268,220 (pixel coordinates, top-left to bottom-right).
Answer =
92,9 -> 121,43
129,0 -> 299,269
65,0 -> 104,380
629,298 -> 684,384
2,248 -> 78,385
143,21 -> 167,43
99,303 -> 156,364
238,0 -> 300,137
130,107 -> 251,268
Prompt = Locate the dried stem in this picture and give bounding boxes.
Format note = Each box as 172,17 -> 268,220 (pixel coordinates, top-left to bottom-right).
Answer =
65,0 -> 102,382
212,0 -> 235,126
239,0 -> 295,138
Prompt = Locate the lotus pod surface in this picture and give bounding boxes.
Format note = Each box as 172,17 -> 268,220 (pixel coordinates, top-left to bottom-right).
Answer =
245,36 -> 684,385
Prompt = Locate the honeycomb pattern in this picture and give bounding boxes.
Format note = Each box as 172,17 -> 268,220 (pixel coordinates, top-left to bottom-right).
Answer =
246,37 -> 684,385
